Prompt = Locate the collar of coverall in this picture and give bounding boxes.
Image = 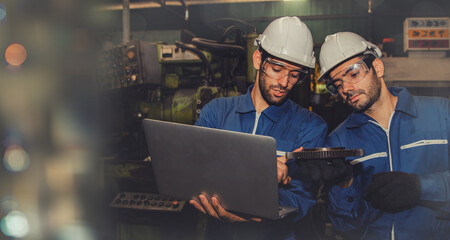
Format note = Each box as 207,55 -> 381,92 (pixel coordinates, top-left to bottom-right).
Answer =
344,87 -> 418,129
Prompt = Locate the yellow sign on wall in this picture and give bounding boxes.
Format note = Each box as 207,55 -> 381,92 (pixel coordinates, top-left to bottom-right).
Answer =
404,17 -> 450,51
408,29 -> 449,39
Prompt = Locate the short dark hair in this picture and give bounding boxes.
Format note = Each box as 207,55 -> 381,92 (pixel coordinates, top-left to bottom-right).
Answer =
257,46 -> 270,64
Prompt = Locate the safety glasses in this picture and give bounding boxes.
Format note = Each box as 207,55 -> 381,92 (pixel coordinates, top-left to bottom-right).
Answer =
325,57 -> 375,95
261,57 -> 309,85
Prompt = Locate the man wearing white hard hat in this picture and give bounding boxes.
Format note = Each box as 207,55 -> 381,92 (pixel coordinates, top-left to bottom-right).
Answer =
189,16 -> 327,239
316,32 -> 449,239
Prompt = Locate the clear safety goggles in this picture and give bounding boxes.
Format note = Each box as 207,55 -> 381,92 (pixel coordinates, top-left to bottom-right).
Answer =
261,57 -> 309,85
325,57 -> 374,95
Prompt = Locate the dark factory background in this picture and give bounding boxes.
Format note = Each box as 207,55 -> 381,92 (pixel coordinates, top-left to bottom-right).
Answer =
0,0 -> 448,239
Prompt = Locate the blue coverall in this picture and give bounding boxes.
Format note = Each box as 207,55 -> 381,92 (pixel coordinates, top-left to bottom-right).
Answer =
195,85 -> 328,240
326,87 -> 450,239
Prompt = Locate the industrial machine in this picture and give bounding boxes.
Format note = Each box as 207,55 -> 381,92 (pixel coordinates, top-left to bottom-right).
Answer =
99,40 -> 161,89
102,160 -> 200,240
99,18 -> 256,160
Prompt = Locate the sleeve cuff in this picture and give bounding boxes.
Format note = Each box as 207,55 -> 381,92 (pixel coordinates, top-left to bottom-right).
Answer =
328,181 -> 365,218
418,173 -> 449,202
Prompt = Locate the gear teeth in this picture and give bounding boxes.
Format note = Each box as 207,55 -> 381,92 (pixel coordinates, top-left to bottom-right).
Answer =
286,147 -> 364,160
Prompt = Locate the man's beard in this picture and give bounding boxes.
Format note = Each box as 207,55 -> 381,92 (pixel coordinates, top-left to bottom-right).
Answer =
343,71 -> 381,113
259,74 -> 290,106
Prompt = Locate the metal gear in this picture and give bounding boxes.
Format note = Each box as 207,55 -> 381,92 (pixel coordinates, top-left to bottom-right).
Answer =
286,147 -> 364,160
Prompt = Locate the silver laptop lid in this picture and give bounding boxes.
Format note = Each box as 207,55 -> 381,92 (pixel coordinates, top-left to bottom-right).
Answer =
143,118 -> 281,219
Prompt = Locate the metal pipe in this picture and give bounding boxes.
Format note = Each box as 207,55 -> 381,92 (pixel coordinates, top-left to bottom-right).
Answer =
368,0 -> 373,42
123,0 -> 130,44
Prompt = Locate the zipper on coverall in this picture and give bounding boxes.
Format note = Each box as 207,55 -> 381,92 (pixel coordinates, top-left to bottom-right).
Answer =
369,111 -> 396,240
233,112 -> 261,239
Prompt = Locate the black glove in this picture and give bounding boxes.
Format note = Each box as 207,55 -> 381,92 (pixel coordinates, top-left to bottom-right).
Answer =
366,172 -> 421,213
298,158 -> 353,186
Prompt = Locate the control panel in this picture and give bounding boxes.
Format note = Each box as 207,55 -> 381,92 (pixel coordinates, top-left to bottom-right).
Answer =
159,44 -> 202,63
110,192 -> 186,212
99,40 -> 161,90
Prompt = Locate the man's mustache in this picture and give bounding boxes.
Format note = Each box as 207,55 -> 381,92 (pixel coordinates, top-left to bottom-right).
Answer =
344,90 -> 365,103
270,84 -> 288,91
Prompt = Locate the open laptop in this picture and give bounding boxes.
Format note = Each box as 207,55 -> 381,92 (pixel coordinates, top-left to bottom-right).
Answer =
143,118 -> 297,220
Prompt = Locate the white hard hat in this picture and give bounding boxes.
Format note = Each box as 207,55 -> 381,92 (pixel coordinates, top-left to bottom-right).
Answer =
318,32 -> 382,82
254,16 -> 316,68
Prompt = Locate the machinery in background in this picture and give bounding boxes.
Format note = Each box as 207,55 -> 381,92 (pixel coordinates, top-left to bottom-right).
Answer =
98,41 -> 233,159
99,19 -> 255,160
110,192 -> 185,212
98,40 -> 216,91
102,160 -> 201,240
99,40 -> 161,89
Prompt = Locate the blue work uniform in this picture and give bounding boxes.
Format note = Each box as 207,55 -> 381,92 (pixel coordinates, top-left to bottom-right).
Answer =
195,84 -> 328,240
326,87 -> 450,240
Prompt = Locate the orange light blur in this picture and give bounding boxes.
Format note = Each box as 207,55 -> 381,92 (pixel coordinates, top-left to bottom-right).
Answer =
127,50 -> 135,60
5,43 -> 27,66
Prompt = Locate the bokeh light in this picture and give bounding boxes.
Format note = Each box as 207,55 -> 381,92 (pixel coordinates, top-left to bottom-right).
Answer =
5,43 -> 27,66
0,3 -> 6,25
0,211 -> 30,238
54,224 -> 96,240
3,145 -> 30,173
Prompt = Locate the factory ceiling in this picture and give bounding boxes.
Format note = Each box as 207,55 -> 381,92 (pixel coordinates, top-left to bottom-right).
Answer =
97,0 -> 284,11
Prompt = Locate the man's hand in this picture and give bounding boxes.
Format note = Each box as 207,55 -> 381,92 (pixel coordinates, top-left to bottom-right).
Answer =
277,156 -> 291,185
277,147 -> 303,185
366,172 -> 421,213
189,194 -> 262,223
